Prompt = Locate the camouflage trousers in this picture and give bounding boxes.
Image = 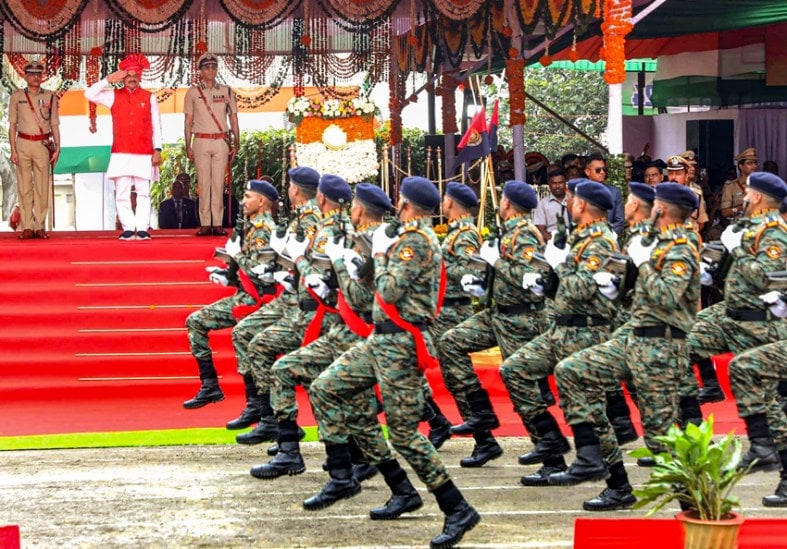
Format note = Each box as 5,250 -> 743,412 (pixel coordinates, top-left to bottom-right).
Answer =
439,306 -> 548,421
428,302 -> 474,418
309,331 -> 449,489
555,325 -> 684,465
248,307 -> 340,395
730,338 -> 787,450
500,323 -> 611,423
231,296 -> 289,376
186,291 -> 256,362
271,322 -> 363,421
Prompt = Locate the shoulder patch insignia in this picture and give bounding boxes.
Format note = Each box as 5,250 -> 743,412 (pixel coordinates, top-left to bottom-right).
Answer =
316,239 -> 327,253
254,238 -> 266,250
586,255 -> 601,271
523,246 -> 536,260
766,245 -> 782,260
670,261 -> 688,276
464,246 -> 478,256
399,247 -> 415,261
305,226 -> 317,240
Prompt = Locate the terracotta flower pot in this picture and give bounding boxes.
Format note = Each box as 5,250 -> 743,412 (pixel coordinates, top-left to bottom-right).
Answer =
676,510 -> 744,549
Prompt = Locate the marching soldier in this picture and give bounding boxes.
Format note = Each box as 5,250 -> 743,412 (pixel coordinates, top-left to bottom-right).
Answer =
440,180 -> 548,467
9,59 -> 60,240
550,183 -> 701,511
184,53 -> 240,236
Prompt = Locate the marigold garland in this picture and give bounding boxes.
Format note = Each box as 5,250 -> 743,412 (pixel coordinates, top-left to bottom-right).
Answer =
506,57 -> 526,126
296,116 -> 375,145
440,73 -> 460,134
601,0 -> 633,85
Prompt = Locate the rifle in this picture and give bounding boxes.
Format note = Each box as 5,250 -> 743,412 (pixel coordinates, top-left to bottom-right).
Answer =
601,209 -> 663,297
212,213 -> 247,288
553,205 -> 568,250
702,198 -> 750,296
483,213 -> 503,307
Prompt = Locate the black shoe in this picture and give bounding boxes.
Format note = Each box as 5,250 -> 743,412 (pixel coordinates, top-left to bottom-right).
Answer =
637,457 -> 657,467
459,439 -> 503,468
548,445 -> 609,486
136,230 -> 151,240
518,431 -> 570,465
370,492 -> 424,520
352,463 -> 378,483
697,384 -> 725,404
303,475 -> 361,511
118,230 -> 136,241
226,402 -> 262,430
430,501 -> 481,549
450,411 -> 499,436
521,463 -> 567,487
249,442 -> 305,479
583,486 -> 637,511
611,417 -> 638,446
739,437 -> 781,473
236,417 -> 278,445
763,478 -> 787,507
428,416 -> 453,450
183,386 -> 225,409
263,427 -> 307,455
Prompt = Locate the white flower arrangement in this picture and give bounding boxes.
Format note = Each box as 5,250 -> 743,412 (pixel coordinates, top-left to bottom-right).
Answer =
351,96 -> 377,116
286,95 -> 380,123
295,139 -> 379,184
286,96 -> 313,122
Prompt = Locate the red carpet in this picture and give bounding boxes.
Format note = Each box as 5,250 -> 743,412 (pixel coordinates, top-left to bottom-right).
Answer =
0,230 -> 744,438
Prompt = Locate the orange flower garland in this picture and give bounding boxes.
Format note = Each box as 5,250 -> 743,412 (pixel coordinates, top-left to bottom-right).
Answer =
296,116 -> 375,144
601,0 -> 633,85
506,57 -> 526,126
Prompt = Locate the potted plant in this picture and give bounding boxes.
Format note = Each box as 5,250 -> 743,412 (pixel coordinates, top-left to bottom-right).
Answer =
630,415 -> 749,549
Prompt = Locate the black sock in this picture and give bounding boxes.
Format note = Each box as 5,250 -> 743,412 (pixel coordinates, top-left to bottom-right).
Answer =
532,411 -> 560,437
571,422 -> 600,448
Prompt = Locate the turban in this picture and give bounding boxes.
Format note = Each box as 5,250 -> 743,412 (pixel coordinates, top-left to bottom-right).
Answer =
119,53 -> 150,74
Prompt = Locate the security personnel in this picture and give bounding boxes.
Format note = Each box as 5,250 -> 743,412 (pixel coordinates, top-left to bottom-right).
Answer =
692,172 -> 787,471
182,179 -> 279,415
9,59 -> 60,240
184,53 -> 240,236
423,182 -> 483,449
720,147 -> 758,225
502,181 -> 618,486
550,183 -> 701,512
233,167 -> 322,444
307,177 -> 481,548
667,154 -> 708,232
441,180 -> 547,467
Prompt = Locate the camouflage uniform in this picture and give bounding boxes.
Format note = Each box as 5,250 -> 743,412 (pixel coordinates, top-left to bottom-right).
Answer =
555,223 -> 701,463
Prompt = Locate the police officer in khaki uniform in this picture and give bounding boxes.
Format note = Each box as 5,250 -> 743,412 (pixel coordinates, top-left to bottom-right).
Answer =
666,155 -> 708,231
9,60 -> 60,240
184,53 -> 240,236
720,147 -> 758,224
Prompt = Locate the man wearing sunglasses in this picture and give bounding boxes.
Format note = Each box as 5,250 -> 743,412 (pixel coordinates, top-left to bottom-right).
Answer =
585,153 -> 625,234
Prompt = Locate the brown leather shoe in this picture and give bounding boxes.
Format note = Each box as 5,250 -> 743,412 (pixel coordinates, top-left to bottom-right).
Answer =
196,226 -> 212,236
212,226 -> 228,236
35,229 -> 49,239
19,229 -> 34,240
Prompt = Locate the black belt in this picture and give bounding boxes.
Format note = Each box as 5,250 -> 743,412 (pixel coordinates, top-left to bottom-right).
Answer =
299,299 -> 319,312
726,308 -> 769,322
258,286 -> 278,296
497,302 -> 545,315
443,296 -> 472,306
361,312 -> 373,323
555,315 -> 610,327
633,326 -> 686,339
374,320 -> 428,334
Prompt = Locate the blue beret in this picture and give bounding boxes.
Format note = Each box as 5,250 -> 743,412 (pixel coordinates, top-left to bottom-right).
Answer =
575,181 -> 613,211
288,166 -> 320,187
355,183 -> 392,212
503,180 -> 538,210
566,177 -> 590,194
318,174 -> 352,204
401,176 -> 440,210
748,172 -> 787,202
446,182 -> 478,208
628,182 -> 655,204
246,179 -> 279,202
655,182 -> 699,211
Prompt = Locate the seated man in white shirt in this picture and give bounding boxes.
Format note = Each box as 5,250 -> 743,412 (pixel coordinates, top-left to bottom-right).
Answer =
533,168 -> 567,242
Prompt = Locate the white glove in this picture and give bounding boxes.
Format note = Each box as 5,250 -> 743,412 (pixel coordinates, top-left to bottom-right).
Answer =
224,235 -> 242,259
521,272 -> 545,296
593,272 -> 619,300
304,273 -> 331,300
761,291 -> 787,319
699,262 -> 713,287
544,238 -> 570,270
209,272 -> 229,286
273,271 -> 296,293
286,236 -> 310,261
341,249 -> 363,280
251,263 -> 276,283
324,236 -> 345,263
479,240 -> 500,266
627,235 -> 657,268
460,274 -> 486,298
721,224 -> 743,252
372,224 -> 398,256
269,231 -> 289,255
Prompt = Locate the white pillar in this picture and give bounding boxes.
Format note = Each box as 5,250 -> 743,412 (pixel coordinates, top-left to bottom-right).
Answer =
512,124 -> 525,181
607,83 -> 623,154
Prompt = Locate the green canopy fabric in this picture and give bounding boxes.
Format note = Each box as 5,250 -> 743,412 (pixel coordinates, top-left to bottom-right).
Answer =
54,146 -> 111,174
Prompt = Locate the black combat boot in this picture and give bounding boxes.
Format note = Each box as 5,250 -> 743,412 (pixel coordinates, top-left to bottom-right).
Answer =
249,420 -> 305,479
369,459 -> 423,520
605,391 -> 638,445
225,373 -> 262,430
583,461 -> 636,511
348,435 -> 378,483
548,423 -> 609,486
303,443 -> 361,510
520,455 -> 568,487
265,426 -> 308,456
763,478 -> 787,507
678,396 -> 703,428
739,437 -> 781,473
695,357 -> 725,404
459,431 -> 503,468
538,377 -> 557,407
236,392 -> 278,445
518,412 -> 570,465
430,480 -> 481,549
423,397 -> 452,449
450,388 -> 499,435
183,358 -> 225,409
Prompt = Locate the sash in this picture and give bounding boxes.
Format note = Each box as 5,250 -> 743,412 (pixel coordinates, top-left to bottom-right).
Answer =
336,291 -> 373,338
302,285 -> 339,346
231,269 -> 281,320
